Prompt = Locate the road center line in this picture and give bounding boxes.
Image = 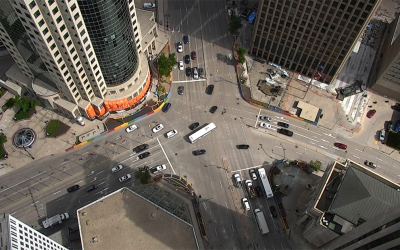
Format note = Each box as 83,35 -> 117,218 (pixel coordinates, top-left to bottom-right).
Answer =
53,190 -> 61,195
254,109 -> 261,128
353,155 -> 360,159
295,133 -> 319,142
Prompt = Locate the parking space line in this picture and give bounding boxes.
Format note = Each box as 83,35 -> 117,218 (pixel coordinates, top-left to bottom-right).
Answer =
254,109 -> 261,128
156,138 -> 176,174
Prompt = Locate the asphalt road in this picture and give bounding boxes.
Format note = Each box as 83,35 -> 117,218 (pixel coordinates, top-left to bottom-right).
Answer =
1,0 -> 400,249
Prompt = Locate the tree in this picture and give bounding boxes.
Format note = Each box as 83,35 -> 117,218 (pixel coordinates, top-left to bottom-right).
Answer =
309,160 -> 322,171
237,47 -> 247,64
158,53 -> 177,77
228,14 -> 243,34
0,135 -> 7,144
13,96 -> 40,112
135,166 -> 151,184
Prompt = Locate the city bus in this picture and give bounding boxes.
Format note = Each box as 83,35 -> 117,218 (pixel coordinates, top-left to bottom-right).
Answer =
188,123 -> 216,143
254,208 -> 269,235
258,168 -> 274,198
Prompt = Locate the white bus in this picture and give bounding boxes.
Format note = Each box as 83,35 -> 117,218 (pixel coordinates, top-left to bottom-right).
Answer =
188,123 -> 216,143
254,208 -> 269,235
258,168 -> 273,198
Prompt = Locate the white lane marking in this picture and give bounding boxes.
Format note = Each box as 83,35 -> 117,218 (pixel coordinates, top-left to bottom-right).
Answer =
99,182 -> 105,185
323,133 -> 336,139
95,188 -> 109,195
157,138 -> 176,174
75,180 -> 82,184
310,142 -> 315,145
319,145 -> 328,149
275,146 -> 282,148
211,182 -> 214,189
275,116 -> 289,121
11,211 -> 17,215
353,155 -> 360,159
53,191 -> 61,195
96,170 -> 103,175
31,201 -> 39,206
1,171 -> 47,193
255,109 -> 261,128
295,133 -> 319,142
355,148 -> 363,152
220,180 -> 223,188
55,197 -> 64,202
60,161 -> 69,165
81,193 -> 89,198
290,124 -> 322,136
58,204 -> 66,208
375,158 -> 383,162
296,152 -> 303,155
333,147 -> 340,150
320,139 -> 330,143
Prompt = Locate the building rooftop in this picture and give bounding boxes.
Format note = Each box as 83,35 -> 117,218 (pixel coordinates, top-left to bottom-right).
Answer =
77,186 -> 198,250
296,101 -> 321,122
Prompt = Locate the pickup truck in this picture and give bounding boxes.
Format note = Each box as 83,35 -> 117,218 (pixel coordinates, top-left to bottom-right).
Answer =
245,180 -> 256,199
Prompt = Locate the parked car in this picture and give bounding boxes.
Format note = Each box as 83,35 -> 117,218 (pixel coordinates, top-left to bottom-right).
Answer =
67,185 -> 80,193
177,42 -> 183,52
179,61 -> 184,70
391,104 -> 400,111
334,143 -> 347,150
111,164 -> 123,173
387,120 -> 393,130
119,174 -> 132,183
365,160 -> 377,169
193,149 -> 206,155
178,86 -> 184,95
186,67 -> 191,77
189,122 -> 200,130
210,106 -> 218,113
233,173 -> 242,187
183,35 -> 189,44
367,109 -> 376,118
242,198 -> 250,211
86,184 -> 98,192
259,116 -> 271,122
269,206 -> 278,218
125,124 -> 137,133
259,122 -> 272,129
277,122 -> 289,128
191,51 -> 197,60
165,129 -> 178,138
206,85 -> 214,95
278,128 -> 293,137
133,144 -> 149,153
255,186 -> 263,197
193,67 -> 199,79
249,169 -> 257,180
237,144 -> 249,149
379,129 -> 386,141
152,124 -> 164,133
184,55 -> 190,64
138,152 -> 150,159
199,68 -> 204,77
150,164 -> 167,174
162,103 -> 171,113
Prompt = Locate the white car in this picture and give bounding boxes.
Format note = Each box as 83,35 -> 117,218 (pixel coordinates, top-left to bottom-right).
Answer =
233,173 -> 241,187
118,173 -> 132,183
177,42 -> 183,53
259,122 -> 272,129
249,169 -> 257,180
259,116 -> 271,122
152,124 -> 164,133
179,61 -> 184,70
111,164 -> 123,173
125,124 -> 137,133
166,129 -> 178,138
242,198 -> 250,211
150,164 -> 167,174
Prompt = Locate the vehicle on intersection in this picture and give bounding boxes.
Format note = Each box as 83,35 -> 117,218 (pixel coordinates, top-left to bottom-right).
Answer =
254,208 -> 269,235
277,122 -> 289,128
334,143 -> 347,150
367,109 -> 376,118
185,67 -> 191,77
237,144 -> 249,149
178,86 -> 184,95
277,128 -> 293,137
67,185 -> 80,193
249,169 -> 257,180
165,129 -> 178,138
150,164 -> 167,174
125,124 -> 137,133
86,184 -> 98,192
133,144 -> 149,153
178,61 -> 184,70
259,122 -> 272,129
177,42 -> 183,52
138,152 -> 150,159
193,149 -> 206,155
111,164 -> 124,173
365,160 -> 377,169
258,168 -> 273,198
210,106 -> 218,113
119,173 -> 132,183
189,122 -> 216,143
259,116 -> 271,122
189,122 -> 199,130
152,124 -> 164,133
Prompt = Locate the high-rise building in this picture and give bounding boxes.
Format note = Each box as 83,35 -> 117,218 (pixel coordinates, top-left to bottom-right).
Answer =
0,214 -> 68,250
0,0 -> 152,119
250,0 -> 381,84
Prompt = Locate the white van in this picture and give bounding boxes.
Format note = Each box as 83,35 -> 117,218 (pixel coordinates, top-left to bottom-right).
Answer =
143,3 -> 155,8
166,130 -> 178,138
193,67 -> 199,79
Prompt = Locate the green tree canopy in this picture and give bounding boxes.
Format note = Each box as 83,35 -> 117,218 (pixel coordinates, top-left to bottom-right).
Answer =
229,14 -> 243,34
0,135 -> 7,144
237,47 -> 247,64
13,96 -> 40,112
135,166 -> 151,184
309,160 -> 322,171
158,53 -> 177,77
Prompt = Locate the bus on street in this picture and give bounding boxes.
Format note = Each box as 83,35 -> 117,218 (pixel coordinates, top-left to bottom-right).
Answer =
254,208 -> 269,235
188,123 -> 216,143
258,168 -> 274,198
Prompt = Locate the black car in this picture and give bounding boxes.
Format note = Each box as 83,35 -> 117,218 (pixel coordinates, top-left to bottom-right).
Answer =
185,67 -> 191,77
199,68 -> 204,77
210,106 -> 218,113
178,86 -> 184,95
255,186 -> 263,197
133,144 -> 149,153
189,122 -> 200,130
387,120 -> 393,130
193,149 -> 206,155
206,85 -> 214,95
162,103 -> 171,113
183,35 -> 189,44
184,55 -> 190,64
86,184 -> 98,192
237,144 -> 249,149
277,122 -> 289,128
67,185 -> 80,193
278,128 -> 293,137
269,206 -> 278,218
138,152 -> 150,159
392,104 -> 400,111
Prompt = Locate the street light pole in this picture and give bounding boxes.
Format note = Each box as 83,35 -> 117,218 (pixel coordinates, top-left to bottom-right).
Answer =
23,146 -> 35,160
280,143 -> 286,159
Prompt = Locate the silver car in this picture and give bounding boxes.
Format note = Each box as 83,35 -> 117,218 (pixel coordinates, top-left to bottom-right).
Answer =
259,116 -> 271,122
119,174 -> 132,183
379,129 -> 385,141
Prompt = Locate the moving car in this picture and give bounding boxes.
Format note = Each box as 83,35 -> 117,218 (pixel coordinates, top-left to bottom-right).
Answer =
138,152 -> 150,159
67,185 -> 80,193
365,160 -> 377,169
111,164 -> 123,173
193,149 -> 206,155
86,184 -> 98,192
269,206 -> 278,218
152,124 -> 164,133
165,129 -> 178,138
206,85 -> 214,95
189,122 -> 200,130
119,174 -> 132,183
191,51 -> 197,60
183,35 -> 189,44
278,128 -> 293,137
162,103 -> 171,113
249,169 -> 257,180
237,144 -> 250,149
150,164 -> 167,174
179,61 -> 184,70
186,67 -> 191,77
178,86 -> 184,95
367,109 -> 376,118
184,55 -> 190,64
255,186 -> 263,197
177,42 -> 183,53
334,142 -> 347,150
133,144 -> 149,153
210,106 -> 218,113
259,122 -> 272,129
379,129 -> 385,141
277,122 -> 289,128
125,124 -> 138,133
199,68 -> 204,78
193,67 -> 199,79
259,116 -> 271,122
242,198 -> 250,211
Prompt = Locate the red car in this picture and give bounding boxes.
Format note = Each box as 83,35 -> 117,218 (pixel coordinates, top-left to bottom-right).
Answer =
191,51 -> 196,60
334,143 -> 347,150
367,109 -> 376,118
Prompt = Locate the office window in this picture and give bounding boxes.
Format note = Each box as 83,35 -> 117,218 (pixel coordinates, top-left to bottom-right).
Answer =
38,19 -> 44,27
34,11 -> 40,18
74,13 -> 79,20
50,44 -> 56,50
61,64 -> 66,70
60,24 -> 66,32
43,28 -> 49,35
88,51 -> 93,58
52,7 -> 58,15
80,29 -> 85,36
29,1 -> 36,9
70,48 -> 75,54
73,54 -> 78,61
83,37 -> 88,44
85,45 -> 91,51
77,21 -> 82,29
63,33 -> 69,39
67,40 -> 72,47
53,51 -> 59,57
48,0 -> 55,5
